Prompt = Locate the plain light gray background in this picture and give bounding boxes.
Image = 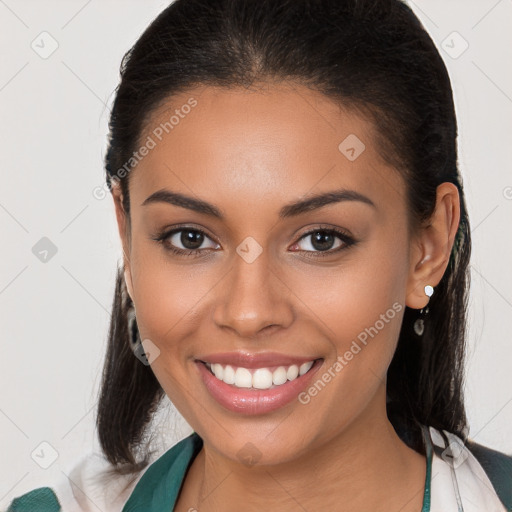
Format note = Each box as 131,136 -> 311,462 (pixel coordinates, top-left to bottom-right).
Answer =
1,0 -> 511,505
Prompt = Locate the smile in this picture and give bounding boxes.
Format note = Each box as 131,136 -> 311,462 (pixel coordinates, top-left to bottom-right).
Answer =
195,355 -> 323,415
205,361 -> 315,389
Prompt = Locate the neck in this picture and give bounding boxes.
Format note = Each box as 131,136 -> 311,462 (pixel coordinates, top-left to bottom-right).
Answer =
178,388 -> 427,512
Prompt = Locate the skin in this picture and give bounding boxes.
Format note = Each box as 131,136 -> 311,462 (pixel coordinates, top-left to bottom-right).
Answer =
112,82 -> 460,512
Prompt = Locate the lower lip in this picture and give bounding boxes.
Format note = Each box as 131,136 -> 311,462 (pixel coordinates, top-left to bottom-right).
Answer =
195,359 -> 323,415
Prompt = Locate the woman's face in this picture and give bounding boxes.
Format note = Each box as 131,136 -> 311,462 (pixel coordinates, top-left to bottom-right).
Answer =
115,82 -> 424,465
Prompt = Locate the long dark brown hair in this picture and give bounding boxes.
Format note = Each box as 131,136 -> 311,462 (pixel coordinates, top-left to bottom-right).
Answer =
97,0 -> 471,470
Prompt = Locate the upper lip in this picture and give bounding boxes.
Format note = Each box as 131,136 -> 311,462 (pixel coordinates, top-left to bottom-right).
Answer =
196,351 -> 320,369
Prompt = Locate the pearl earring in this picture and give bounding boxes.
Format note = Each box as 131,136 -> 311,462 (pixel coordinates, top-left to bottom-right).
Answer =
413,285 -> 434,336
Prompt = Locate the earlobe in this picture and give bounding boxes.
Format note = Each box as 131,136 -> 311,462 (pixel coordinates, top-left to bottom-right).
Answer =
405,232 -> 438,310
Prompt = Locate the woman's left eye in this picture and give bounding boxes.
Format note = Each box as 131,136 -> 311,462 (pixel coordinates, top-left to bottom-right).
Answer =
152,226 -> 355,258
291,228 -> 356,257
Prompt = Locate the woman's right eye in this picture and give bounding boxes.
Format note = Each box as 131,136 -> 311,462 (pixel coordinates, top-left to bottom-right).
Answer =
153,227 -> 220,256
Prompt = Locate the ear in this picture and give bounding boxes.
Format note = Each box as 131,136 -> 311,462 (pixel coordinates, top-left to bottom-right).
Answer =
112,181 -> 135,301
406,182 -> 461,309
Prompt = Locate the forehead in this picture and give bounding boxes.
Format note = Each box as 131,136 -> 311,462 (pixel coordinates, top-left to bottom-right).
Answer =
129,83 -> 405,214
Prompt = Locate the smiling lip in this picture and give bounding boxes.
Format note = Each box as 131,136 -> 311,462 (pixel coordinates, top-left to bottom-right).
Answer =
194,353 -> 323,415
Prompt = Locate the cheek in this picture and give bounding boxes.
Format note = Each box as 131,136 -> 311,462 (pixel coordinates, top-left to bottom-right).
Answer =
127,245 -> 215,417
291,240 -> 409,413
131,237 -> 198,342
297,239 -> 407,341
284,244 -> 408,438
129,250 -> 212,354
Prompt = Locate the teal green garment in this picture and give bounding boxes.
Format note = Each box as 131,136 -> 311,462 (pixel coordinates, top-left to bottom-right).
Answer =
465,438 -> 512,510
6,487 -> 61,512
122,432 -> 203,511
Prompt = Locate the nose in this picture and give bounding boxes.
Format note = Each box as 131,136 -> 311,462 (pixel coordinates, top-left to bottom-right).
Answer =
212,249 -> 294,339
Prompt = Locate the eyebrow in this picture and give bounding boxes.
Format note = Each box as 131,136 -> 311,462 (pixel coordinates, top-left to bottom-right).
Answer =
141,187 -> 376,219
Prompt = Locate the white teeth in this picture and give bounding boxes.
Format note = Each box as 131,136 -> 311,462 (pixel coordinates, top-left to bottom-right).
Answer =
212,363 -> 223,380
286,365 -> 299,381
299,361 -> 313,376
223,365 -> 235,384
234,367 -> 253,388
252,368 -> 273,389
206,360 -> 315,389
272,366 -> 288,385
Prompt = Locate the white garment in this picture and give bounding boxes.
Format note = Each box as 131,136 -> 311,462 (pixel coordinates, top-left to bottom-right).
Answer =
40,451 -> 147,512
429,427 -> 508,511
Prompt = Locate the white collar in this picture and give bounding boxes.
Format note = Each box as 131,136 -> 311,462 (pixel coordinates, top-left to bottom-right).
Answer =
427,426 -> 507,511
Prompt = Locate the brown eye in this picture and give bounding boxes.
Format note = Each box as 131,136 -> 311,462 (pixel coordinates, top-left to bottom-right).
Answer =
301,231 -> 339,251
291,227 -> 356,257
175,229 -> 206,250
154,227 -> 220,256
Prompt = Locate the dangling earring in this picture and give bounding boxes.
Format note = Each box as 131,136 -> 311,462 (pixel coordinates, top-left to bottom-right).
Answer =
414,285 -> 434,336
127,306 -> 154,366
127,305 -> 141,348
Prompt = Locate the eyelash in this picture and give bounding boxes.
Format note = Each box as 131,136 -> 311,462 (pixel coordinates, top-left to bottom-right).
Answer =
151,224 -> 356,259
